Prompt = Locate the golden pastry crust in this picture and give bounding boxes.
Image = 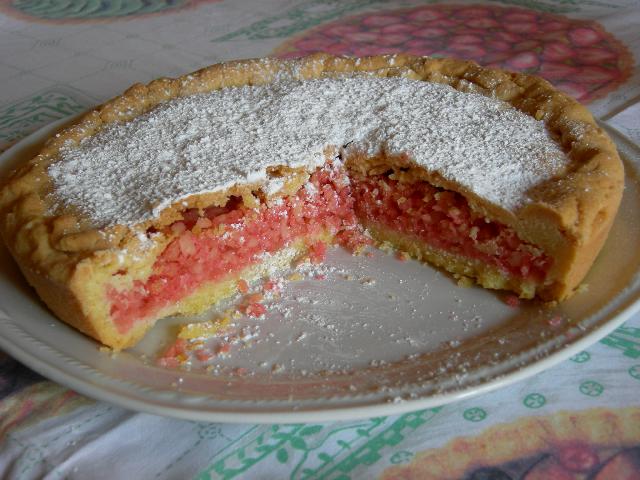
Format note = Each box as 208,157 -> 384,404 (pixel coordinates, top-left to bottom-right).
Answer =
0,54 -> 624,349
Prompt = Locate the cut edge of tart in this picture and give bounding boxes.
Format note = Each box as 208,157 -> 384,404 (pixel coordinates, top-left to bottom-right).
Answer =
0,54 -> 624,350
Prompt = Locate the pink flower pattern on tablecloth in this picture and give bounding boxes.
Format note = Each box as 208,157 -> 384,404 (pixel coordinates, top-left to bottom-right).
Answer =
274,4 -> 634,103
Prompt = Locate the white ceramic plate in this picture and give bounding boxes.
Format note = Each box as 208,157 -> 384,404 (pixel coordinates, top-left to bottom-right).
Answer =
1,118 -> 639,423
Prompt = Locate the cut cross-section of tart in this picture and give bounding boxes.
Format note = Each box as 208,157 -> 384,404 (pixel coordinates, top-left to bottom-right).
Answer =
0,54 -> 624,350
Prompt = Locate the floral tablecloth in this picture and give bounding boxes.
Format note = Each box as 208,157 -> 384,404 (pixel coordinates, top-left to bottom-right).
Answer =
1,1 -> 639,478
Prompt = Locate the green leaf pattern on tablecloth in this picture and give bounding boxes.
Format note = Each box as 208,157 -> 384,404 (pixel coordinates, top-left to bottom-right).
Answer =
570,351 -> 592,363
579,380 -> 605,397
389,450 -> 414,464
600,324 -> 640,358
0,89 -> 86,149
195,408 -> 441,479
523,393 -> 547,409
9,0 -> 190,20
463,407 -> 487,422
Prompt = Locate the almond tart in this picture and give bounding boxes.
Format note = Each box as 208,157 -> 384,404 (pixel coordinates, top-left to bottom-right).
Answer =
0,54 -> 624,350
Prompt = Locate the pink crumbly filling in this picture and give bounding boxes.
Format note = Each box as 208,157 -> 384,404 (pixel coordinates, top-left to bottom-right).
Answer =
108,166 -> 552,333
108,164 -> 364,332
352,175 -> 551,282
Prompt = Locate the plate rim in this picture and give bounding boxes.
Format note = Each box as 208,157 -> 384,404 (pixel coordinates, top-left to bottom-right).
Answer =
0,296 -> 638,424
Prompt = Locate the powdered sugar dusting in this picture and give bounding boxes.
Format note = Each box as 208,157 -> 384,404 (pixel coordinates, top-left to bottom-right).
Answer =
49,76 -> 567,226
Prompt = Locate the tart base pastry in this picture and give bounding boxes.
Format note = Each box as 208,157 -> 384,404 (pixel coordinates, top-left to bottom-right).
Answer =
0,54 -> 624,350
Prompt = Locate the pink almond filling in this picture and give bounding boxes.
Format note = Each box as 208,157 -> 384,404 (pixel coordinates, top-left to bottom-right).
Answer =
108,164 -> 552,333
352,175 -> 551,282
108,164 -> 364,332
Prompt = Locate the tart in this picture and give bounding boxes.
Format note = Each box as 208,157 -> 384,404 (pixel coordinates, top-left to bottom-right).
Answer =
0,54 -> 624,350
